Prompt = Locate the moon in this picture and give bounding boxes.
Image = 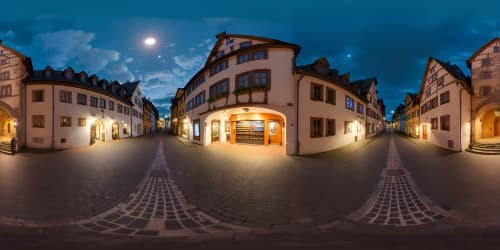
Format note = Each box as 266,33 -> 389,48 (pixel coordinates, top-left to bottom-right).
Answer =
144,37 -> 156,46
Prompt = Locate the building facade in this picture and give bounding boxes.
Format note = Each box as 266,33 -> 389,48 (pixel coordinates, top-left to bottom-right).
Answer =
468,37 -> 500,144
170,88 -> 186,137
142,97 -> 158,134
351,77 -> 384,138
418,57 -> 472,151
176,32 -> 378,155
0,41 -> 144,152
404,93 -> 420,138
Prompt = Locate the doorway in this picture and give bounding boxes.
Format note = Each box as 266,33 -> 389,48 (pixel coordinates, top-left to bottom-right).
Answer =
422,125 -> 428,140
211,120 -> 220,143
268,120 -> 282,145
112,122 -> 119,140
495,117 -> 500,136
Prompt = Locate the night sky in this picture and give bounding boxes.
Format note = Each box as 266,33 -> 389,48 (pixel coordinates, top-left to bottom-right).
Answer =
1,0 -> 499,117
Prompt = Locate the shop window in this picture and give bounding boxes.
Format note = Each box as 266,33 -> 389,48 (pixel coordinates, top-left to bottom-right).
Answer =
440,91 -> 450,105
326,119 -> 336,136
310,83 -> 323,101
193,119 -> 200,140
326,87 -> 336,105
344,121 -> 352,134
440,115 -> 450,131
310,117 -> 323,138
60,116 -> 72,127
431,117 -> 438,130
123,126 -> 129,134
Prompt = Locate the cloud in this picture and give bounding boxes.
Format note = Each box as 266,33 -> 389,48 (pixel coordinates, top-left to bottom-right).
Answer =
172,67 -> 187,76
31,30 -> 120,73
173,54 -> 204,69
164,42 -> 176,48
125,57 -> 134,63
105,61 -> 135,82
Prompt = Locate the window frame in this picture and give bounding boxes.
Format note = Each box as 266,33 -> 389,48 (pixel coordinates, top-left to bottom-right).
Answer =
326,87 -> 336,105
440,91 -> 450,105
77,93 -> 87,105
345,96 -> 354,111
440,115 -> 450,131
78,118 -> 87,127
310,117 -> 324,138
32,115 -> 45,128
193,119 -> 201,140
60,116 -> 72,127
310,83 -> 324,101
326,119 -> 336,136
431,117 -> 438,130
32,90 -> 45,102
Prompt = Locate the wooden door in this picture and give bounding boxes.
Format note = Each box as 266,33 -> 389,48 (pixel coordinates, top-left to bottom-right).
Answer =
268,120 -> 282,145
212,120 -> 220,143
422,125 -> 428,140
495,117 -> 500,136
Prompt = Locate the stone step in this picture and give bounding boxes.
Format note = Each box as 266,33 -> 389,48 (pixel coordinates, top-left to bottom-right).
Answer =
466,148 -> 500,155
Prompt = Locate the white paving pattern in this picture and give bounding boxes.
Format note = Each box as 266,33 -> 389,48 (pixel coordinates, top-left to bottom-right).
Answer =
79,141 -> 247,237
347,136 -> 448,226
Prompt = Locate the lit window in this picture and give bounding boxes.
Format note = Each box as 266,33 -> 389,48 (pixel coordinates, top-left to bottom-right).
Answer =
193,119 -> 200,140
60,116 -> 72,127
78,118 -> 87,127
345,96 -> 354,111
32,115 -> 45,128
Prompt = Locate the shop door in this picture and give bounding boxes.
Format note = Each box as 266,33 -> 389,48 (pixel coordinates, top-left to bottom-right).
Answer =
235,120 -> 265,145
422,125 -> 428,140
212,120 -> 220,143
268,120 -> 282,145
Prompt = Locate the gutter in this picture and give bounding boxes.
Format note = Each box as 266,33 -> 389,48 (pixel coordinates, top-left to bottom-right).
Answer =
296,71 -> 304,155
456,81 -> 465,151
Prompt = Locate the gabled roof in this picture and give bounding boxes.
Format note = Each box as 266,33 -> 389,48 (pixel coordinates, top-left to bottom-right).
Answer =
204,32 -> 301,67
466,37 -> 500,68
118,81 -> 140,99
0,40 -> 34,73
420,57 -> 472,95
350,77 -> 377,95
405,92 -> 419,105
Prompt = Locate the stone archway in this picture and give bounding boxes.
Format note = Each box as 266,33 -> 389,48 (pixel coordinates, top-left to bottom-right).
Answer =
474,103 -> 500,142
0,102 -> 16,143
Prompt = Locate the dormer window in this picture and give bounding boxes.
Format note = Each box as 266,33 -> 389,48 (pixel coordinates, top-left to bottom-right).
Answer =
92,78 -> 97,85
64,71 -> 72,80
494,46 -> 499,53
240,41 -> 252,49
80,74 -> 86,82
44,70 -> 52,78
225,38 -> 234,45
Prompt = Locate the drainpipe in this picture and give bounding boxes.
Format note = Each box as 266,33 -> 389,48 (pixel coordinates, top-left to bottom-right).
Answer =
296,71 -> 304,155
456,81 -> 465,151
52,81 -> 55,150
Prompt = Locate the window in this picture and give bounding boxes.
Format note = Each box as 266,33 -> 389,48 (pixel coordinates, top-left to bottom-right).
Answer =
430,66 -> 435,73
117,104 -> 123,113
424,87 -> 431,99
252,50 -> 267,60
209,78 -> 229,99
494,46 -> 500,53
357,103 -> 364,114
0,84 -> 12,97
254,71 -> 268,88
237,53 -> 249,64
99,98 -> 106,108
32,90 -> 44,102
186,99 -> 194,110
326,87 -> 336,105
59,90 -> 72,103
240,41 -> 252,48
236,73 -> 250,89
437,76 -> 444,88
124,107 -> 130,115
123,126 -> 129,134
431,73 -> 438,82
345,96 -> 354,111
32,115 -> 45,128
225,38 -> 234,45
60,116 -> 71,127
431,117 -> 438,130
326,119 -> 336,136
440,115 -> 450,131
77,93 -> 87,105
310,83 -> 323,101
440,91 -> 450,105
479,86 -> 492,96
193,119 -> 200,140
344,121 -> 352,134
78,118 -> 87,127
90,96 -> 98,107
0,71 -> 9,80
482,58 -> 492,66
210,60 -> 228,76
109,100 -> 114,111
0,59 -> 7,65
310,117 -> 323,138
194,91 -> 206,107
430,97 -> 438,109
480,71 -> 492,79
215,50 -> 224,59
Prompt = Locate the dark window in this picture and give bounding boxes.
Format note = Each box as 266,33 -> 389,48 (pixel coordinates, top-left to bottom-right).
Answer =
440,115 -> 450,131
60,116 -> 71,127
326,87 -> 336,105
431,73 -> 438,82
77,93 -> 87,105
310,117 -> 323,138
210,60 -> 228,76
215,50 -> 224,59
193,119 -> 200,140
310,83 -> 323,101
109,100 -> 114,111
431,117 -> 438,130
357,103 -> 364,114
32,90 -> 44,102
194,91 -> 206,107
252,50 -> 267,60
209,79 -> 229,99
90,96 -> 98,107
494,46 -> 500,53
254,71 -> 268,88
437,76 -> 444,88
124,107 -> 130,115
59,90 -> 72,103
237,53 -> 249,64
425,88 -> 431,98
479,86 -> 492,96
78,118 -> 87,127
240,41 -> 252,48
326,119 -> 336,136
344,121 -> 352,134
117,104 -> 123,113
480,71 -> 492,79
0,71 -> 10,80
32,115 -> 45,128
482,58 -> 492,66
345,96 -> 354,111
0,84 -> 12,97
99,98 -> 106,108
236,73 -> 250,89
440,91 -> 450,105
